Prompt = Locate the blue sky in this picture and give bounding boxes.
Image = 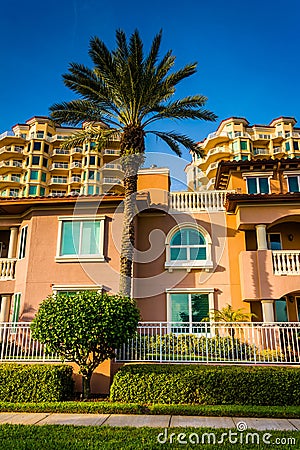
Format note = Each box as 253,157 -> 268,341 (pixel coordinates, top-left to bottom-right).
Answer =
1,0 -> 299,186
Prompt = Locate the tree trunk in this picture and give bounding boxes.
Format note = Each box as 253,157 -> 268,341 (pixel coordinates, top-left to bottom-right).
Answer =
82,372 -> 93,399
118,125 -> 145,297
119,171 -> 138,296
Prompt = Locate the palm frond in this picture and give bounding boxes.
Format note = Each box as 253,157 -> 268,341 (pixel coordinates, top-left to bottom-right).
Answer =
59,127 -> 120,150
144,29 -> 162,72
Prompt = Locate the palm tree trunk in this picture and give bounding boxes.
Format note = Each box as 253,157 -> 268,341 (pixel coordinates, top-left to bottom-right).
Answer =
118,126 -> 145,297
119,171 -> 138,296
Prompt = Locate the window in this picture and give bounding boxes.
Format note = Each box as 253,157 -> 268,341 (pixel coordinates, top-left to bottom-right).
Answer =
285,142 -> 290,151
9,189 -> 19,197
32,156 -> 40,165
246,177 -> 270,194
44,143 -> 49,153
294,141 -> 299,151
18,226 -> 28,259
232,141 -> 239,153
240,140 -> 247,150
88,185 -> 94,195
90,156 -> 96,165
36,131 -> 44,139
52,285 -> 103,295
33,142 -> 41,151
167,290 -> 214,333
29,185 -> 37,196
287,176 -> 300,193
275,298 -> 288,322
30,170 -> 39,180
165,225 -> 212,270
40,187 -> 45,196
267,233 -> 282,250
57,217 -> 105,261
41,172 -> 47,182
11,293 -> 21,323
88,170 -> 95,180
42,157 -> 48,168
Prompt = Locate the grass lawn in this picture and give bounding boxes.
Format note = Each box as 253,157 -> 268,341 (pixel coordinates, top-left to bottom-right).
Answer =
0,425 -> 298,450
0,401 -> 299,418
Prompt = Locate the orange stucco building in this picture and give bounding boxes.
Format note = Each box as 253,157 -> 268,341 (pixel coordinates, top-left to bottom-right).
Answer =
0,158 -> 299,326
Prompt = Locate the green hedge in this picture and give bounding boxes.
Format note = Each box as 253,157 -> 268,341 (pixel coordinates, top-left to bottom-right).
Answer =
135,334 -> 255,360
0,364 -> 74,402
110,364 -> 300,406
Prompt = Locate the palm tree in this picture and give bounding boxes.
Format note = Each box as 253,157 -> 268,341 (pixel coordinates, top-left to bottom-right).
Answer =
210,304 -> 256,338
50,29 -> 217,296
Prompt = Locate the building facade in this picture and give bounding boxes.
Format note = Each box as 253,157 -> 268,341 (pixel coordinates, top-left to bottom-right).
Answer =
0,115 -> 300,328
186,116 -> 300,191
0,116 -> 123,198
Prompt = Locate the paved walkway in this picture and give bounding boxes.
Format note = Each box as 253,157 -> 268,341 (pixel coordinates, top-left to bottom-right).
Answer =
0,413 -> 299,430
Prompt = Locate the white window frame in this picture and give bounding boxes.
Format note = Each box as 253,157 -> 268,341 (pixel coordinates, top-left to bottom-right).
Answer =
166,288 -> 215,335
242,172 -> 272,194
56,215 -> 106,262
165,223 -> 213,272
52,284 -> 103,294
283,171 -> 300,193
267,233 -> 282,250
18,225 -> 28,259
11,292 -> 21,326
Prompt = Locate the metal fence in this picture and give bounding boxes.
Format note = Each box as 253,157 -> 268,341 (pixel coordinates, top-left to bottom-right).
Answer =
0,321 -> 300,365
116,322 -> 300,364
0,322 -> 59,362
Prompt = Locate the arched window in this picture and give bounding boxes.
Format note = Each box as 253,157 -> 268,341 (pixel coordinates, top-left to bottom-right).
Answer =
165,224 -> 212,271
170,228 -> 206,261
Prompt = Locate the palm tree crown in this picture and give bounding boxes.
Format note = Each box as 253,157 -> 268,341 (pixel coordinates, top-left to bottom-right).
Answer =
50,29 -> 217,296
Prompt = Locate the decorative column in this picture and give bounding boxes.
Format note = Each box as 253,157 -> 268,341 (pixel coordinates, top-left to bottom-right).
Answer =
256,224 -> 268,250
0,295 -> 11,322
8,227 -> 18,259
261,300 -> 275,322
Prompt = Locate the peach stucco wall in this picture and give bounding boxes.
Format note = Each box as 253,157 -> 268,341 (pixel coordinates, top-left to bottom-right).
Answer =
240,250 -> 300,301
134,209 -> 235,320
10,205 -> 123,321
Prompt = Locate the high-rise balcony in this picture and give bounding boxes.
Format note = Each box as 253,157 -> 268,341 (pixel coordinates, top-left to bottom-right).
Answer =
50,163 -> 69,170
51,149 -> 69,157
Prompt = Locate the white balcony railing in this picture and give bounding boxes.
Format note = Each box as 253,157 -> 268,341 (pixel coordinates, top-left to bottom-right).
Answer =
116,321 -> 300,364
0,258 -> 17,280
51,149 -> 69,156
253,148 -> 269,155
272,251 -> 300,275
0,321 -> 299,364
169,191 -> 231,212
103,177 -> 122,184
0,131 -> 15,140
70,162 -> 82,169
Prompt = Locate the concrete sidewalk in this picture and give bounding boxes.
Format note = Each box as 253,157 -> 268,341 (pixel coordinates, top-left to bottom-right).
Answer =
0,413 -> 299,430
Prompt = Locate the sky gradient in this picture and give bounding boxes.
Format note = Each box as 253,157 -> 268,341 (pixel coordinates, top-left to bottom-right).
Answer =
1,0 -> 299,172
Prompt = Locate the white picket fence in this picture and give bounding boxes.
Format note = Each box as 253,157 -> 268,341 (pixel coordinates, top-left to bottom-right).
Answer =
0,321 -> 299,364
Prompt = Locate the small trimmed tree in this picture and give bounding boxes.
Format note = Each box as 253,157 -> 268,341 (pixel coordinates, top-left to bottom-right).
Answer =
31,291 -> 140,398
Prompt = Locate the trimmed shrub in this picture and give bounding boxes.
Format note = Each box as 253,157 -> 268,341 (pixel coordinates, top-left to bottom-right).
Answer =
0,364 -> 74,402
136,334 -> 255,360
110,364 -> 300,406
